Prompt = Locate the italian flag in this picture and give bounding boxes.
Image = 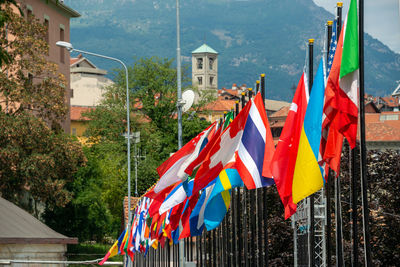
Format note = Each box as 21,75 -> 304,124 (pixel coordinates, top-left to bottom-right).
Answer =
323,0 -> 359,152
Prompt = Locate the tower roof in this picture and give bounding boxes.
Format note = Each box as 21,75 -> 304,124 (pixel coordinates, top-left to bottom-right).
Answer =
192,44 -> 218,54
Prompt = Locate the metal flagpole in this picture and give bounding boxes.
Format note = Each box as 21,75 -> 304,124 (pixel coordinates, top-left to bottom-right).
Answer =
176,0 -> 185,266
325,20 -> 333,267
351,147 -> 358,266
240,92 -> 249,267
260,74 -> 269,266
358,0 -> 372,265
335,4 -> 344,267
308,38 -> 315,267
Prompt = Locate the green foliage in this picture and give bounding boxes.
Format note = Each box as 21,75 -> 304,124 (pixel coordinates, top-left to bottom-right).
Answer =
0,0 -> 85,223
43,146 -> 114,242
0,3 -> 67,123
0,0 -> 19,66
0,111 -> 85,212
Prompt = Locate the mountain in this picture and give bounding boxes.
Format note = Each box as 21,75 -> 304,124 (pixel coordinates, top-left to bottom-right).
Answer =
64,0 -> 400,101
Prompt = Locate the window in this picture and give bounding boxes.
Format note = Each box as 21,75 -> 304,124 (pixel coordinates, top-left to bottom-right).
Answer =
26,5 -> 33,21
209,77 -> 214,85
59,28 -> 65,63
28,73 -> 33,85
197,58 -> 203,69
380,114 -> 399,121
209,58 -> 214,70
44,18 -> 49,44
27,9 -> 32,22
272,127 -> 283,138
197,77 -> 203,85
70,89 -> 74,98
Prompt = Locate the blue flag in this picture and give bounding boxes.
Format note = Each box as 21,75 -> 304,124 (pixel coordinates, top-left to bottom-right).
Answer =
204,168 -> 243,230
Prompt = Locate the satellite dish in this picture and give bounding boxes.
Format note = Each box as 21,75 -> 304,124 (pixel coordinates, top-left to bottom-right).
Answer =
181,89 -> 195,113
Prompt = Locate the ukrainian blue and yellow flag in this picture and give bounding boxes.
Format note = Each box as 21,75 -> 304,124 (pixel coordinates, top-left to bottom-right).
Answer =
204,168 -> 243,230
292,58 -> 326,203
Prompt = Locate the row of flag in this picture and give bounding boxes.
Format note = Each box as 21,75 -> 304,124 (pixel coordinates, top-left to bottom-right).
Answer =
100,0 -> 359,263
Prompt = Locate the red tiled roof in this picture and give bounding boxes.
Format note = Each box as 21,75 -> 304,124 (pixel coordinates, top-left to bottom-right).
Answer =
204,97 -> 236,112
70,54 -> 82,65
381,96 -> 400,107
366,122 -> 400,142
270,106 -> 290,118
222,89 -> 240,96
364,112 -> 400,142
70,106 -> 94,121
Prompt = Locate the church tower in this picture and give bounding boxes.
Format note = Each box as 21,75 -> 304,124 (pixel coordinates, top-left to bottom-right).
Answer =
192,44 -> 218,91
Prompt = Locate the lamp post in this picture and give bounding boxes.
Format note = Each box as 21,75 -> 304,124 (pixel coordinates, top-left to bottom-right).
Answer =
56,41 -> 132,265
175,0 -> 185,266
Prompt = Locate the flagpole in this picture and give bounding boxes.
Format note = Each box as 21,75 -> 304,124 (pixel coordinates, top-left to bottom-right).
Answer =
235,95 -> 245,266
241,91 -> 249,267
358,0 -> 372,265
261,74 -> 266,104
256,80 -> 260,95
325,20 -> 333,267
175,0 -> 185,266
335,4 -> 345,267
350,144 -> 358,266
307,38 -> 315,267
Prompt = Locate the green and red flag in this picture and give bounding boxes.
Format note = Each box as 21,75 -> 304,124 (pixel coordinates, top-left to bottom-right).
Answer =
323,0 -> 359,160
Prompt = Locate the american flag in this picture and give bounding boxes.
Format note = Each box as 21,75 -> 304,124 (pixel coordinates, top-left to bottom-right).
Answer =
319,20 -> 338,176
326,20 -> 337,75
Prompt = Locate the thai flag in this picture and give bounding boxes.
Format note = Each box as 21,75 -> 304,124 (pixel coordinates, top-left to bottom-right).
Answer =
191,92 -> 274,193
236,93 -> 275,189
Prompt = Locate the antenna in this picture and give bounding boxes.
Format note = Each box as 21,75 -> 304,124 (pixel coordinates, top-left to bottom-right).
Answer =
181,89 -> 195,113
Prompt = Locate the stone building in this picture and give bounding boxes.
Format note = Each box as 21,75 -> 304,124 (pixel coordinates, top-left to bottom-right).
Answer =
192,44 -> 218,91
0,197 -> 77,266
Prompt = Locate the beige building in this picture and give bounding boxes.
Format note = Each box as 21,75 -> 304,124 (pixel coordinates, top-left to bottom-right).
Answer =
69,55 -> 113,137
18,0 -> 80,133
192,44 -> 218,91
70,54 -> 113,107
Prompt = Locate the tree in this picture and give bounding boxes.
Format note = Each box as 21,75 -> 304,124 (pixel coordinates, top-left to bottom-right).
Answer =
0,2 -> 85,213
0,0 -> 19,66
0,3 -> 67,124
42,146 -> 112,242
338,147 -> 400,266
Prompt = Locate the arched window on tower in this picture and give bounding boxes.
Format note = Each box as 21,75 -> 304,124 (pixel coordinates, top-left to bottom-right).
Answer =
209,58 -> 214,70
197,58 -> 203,69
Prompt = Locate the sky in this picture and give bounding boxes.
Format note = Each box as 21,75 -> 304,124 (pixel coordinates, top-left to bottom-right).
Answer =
313,0 -> 400,53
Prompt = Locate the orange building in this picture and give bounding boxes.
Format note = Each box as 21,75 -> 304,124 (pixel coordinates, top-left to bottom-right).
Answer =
15,0 -> 80,132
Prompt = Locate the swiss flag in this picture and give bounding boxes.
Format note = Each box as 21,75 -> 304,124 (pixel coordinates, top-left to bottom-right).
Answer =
192,101 -> 251,193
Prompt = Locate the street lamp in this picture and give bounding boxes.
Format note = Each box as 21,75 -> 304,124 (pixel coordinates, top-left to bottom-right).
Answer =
56,41 -> 132,263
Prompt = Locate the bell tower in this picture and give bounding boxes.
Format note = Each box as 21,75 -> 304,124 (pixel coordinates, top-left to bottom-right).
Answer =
192,44 -> 218,91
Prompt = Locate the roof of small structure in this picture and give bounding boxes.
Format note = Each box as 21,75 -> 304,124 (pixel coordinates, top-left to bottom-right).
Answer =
0,197 -> 77,244
265,99 -> 291,112
192,44 -> 218,54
